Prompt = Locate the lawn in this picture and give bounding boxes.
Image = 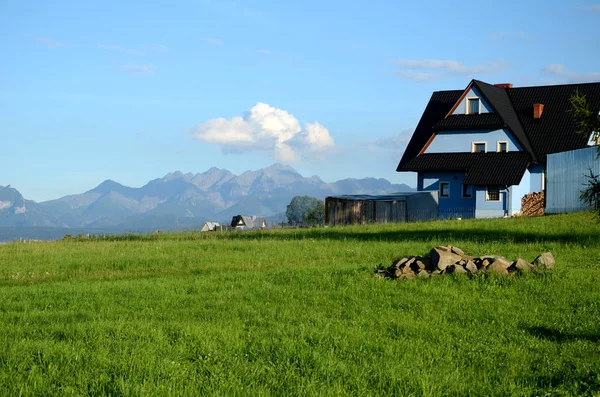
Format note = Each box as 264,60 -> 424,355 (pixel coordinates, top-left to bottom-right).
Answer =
1,213 -> 599,396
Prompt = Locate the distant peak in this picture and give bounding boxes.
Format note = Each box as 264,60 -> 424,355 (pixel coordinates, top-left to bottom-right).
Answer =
265,163 -> 298,172
98,179 -> 120,187
88,179 -> 126,194
204,166 -> 225,174
164,171 -> 184,179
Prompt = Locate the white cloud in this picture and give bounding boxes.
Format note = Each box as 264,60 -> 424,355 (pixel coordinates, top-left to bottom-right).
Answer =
200,37 -> 224,45
542,64 -> 600,83
121,64 -> 155,74
151,44 -> 169,53
31,36 -> 65,49
98,44 -> 145,56
395,70 -> 444,82
191,102 -> 335,162
390,58 -> 508,81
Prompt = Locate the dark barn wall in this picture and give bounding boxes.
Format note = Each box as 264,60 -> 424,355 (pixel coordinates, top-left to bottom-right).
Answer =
325,193 -> 438,225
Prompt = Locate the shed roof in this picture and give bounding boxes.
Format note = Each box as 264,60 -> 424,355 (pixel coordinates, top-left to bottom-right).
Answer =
327,191 -> 430,201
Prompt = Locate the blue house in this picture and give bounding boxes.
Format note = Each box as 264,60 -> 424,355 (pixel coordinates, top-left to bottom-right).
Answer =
396,80 -> 600,218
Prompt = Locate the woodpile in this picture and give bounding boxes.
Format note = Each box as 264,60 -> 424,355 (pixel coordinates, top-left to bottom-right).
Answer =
375,246 -> 555,280
521,191 -> 544,216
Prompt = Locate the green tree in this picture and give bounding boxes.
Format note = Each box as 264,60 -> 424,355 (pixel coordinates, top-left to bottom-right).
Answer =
285,196 -> 324,225
580,170 -> 600,213
304,199 -> 325,225
570,90 -> 600,216
569,90 -> 600,151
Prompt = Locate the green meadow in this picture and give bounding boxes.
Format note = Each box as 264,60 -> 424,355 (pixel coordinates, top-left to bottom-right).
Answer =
1,213 -> 599,396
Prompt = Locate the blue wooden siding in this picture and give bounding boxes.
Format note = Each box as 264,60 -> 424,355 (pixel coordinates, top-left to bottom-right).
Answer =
425,128 -> 523,154
451,87 -> 493,115
419,171 -> 475,218
546,146 -> 600,213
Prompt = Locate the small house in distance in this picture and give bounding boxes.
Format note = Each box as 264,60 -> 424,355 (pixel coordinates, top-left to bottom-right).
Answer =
325,192 -> 438,225
200,221 -> 221,232
231,215 -> 267,230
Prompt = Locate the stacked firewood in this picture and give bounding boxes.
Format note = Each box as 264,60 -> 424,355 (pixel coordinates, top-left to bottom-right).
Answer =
521,191 -> 544,216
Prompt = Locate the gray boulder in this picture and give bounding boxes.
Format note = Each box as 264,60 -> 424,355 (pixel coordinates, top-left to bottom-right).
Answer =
465,260 -> 478,273
430,247 -> 462,271
511,258 -> 533,273
532,252 -> 555,269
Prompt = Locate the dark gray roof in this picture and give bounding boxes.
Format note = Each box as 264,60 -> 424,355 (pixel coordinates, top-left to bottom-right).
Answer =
398,152 -> 530,186
327,192 -> 432,201
434,112 -> 503,130
473,80 -> 537,162
397,80 -> 600,185
231,215 -> 267,229
507,81 -> 600,162
397,90 -> 462,169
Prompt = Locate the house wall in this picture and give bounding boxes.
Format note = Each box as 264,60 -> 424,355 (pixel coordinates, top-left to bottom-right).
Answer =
425,128 -> 523,154
419,171 -> 475,218
509,169 -> 531,215
474,187 -> 507,218
529,164 -> 544,192
451,87 -> 493,115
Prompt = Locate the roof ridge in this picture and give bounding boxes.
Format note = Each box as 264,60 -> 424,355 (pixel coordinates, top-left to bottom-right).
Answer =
510,81 -> 600,89
473,81 -> 538,162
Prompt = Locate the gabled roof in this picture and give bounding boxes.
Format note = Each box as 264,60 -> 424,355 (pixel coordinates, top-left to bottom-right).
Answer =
397,80 -> 600,172
398,152 -> 530,186
231,215 -> 267,229
398,90 -> 462,168
473,80 -> 536,161
507,82 -> 600,162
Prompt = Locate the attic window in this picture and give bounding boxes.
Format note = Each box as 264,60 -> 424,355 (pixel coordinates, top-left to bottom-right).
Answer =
472,142 -> 487,153
467,98 -> 480,114
497,141 -> 508,152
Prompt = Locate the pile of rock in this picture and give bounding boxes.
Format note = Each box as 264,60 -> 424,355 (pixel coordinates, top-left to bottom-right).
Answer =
376,246 -> 555,280
521,191 -> 545,216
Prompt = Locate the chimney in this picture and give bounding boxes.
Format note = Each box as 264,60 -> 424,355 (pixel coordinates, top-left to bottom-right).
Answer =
494,83 -> 513,89
533,103 -> 544,119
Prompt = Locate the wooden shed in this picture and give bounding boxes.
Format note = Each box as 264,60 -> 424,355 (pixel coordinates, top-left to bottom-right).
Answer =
325,192 -> 438,226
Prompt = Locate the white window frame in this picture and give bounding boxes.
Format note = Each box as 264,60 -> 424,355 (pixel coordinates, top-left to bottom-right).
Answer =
440,181 -> 450,198
472,141 -> 487,153
461,184 -> 472,198
497,141 -> 508,152
486,187 -> 501,202
466,97 -> 481,114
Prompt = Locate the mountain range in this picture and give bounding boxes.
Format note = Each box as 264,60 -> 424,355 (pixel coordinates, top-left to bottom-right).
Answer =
0,163 -> 413,232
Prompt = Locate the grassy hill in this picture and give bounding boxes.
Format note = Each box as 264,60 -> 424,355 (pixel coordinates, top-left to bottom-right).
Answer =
1,213 -> 599,395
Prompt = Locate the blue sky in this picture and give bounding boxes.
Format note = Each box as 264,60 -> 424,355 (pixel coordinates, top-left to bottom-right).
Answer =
1,0 -> 599,201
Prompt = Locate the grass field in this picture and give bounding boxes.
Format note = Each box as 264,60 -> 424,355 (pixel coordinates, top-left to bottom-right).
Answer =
1,213 -> 600,396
